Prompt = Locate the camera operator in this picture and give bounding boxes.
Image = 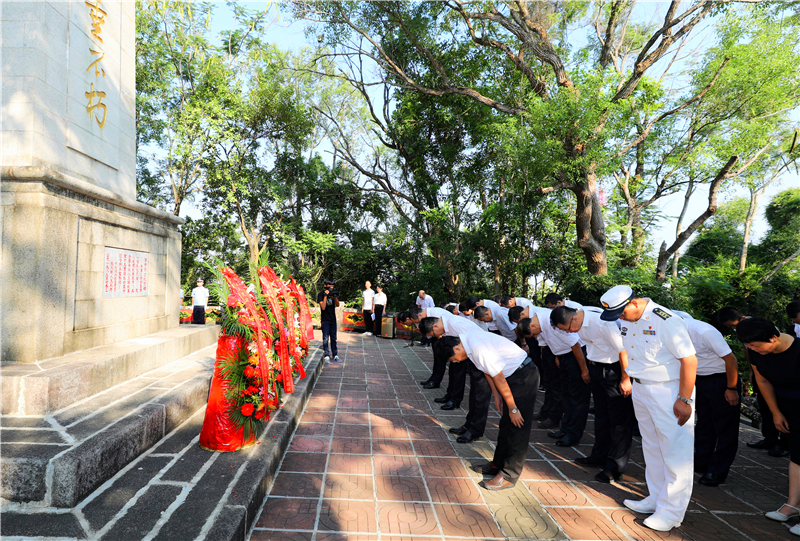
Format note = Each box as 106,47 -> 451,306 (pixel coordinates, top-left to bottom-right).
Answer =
317,278 -> 342,363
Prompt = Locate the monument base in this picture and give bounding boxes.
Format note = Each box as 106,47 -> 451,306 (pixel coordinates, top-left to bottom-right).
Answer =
1,166 -> 183,363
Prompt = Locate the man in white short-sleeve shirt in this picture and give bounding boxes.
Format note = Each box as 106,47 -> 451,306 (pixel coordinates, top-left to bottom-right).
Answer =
445,331 -> 538,491
415,290 -> 434,309
191,278 -> 210,324
473,304 -> 517,341
418,313 -> 492,442
362,281 -> 375,336
600,285 -> 698,532
681,316 -> 740,487
552,306 -> 634,483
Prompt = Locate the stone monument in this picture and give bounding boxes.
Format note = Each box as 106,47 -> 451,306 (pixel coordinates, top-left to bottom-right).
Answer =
1,0 -> 182,364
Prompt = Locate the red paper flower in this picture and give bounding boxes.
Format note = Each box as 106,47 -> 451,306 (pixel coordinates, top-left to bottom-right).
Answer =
241,403 -> 255,416
255,409 -> 264,420
244,366 -> 257,378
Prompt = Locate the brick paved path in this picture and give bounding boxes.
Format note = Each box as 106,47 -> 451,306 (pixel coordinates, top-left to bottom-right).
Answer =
249,332 -> 795,541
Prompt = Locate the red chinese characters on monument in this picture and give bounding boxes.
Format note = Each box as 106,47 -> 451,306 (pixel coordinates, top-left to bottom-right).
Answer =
103,248 -> 149,298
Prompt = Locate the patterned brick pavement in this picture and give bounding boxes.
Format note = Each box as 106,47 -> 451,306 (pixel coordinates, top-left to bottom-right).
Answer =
249,332 -> 795,540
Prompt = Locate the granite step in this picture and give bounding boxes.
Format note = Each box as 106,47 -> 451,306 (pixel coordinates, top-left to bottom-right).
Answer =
0,344 -> 216,507
0,339 -> 324,541
1,324 -> 219,415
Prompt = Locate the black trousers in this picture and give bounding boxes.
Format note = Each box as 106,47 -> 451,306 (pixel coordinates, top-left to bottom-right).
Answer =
587,361 -> 635,475
373,305 -> 384,336
754,375 -> 789,448
444,358 -> 468,405
192,306 -> 205,324
526,337 -> 547,390
539,347 -> 563,423
363,309 -> 373,333
464,360 -> 492,437
695,373 -> 741,478
558,348 -> 591,444
493,360 -> 540,482
428,337 -> 448,386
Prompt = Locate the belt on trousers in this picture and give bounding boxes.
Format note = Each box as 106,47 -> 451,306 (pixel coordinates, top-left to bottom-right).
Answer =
589,360 -> 618,366
512,356 -> 533,375
631,377 -> 676,385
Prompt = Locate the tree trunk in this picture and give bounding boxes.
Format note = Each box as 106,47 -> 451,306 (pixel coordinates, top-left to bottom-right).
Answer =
572,172 -> 608,275
655,156 -> 737,281
671,178 -> 695,278
739,188 -> 762,273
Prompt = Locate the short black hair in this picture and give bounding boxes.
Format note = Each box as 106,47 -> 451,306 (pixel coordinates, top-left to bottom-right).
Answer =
788,301 -> 800,319
409,306 -> 424,319
492,295 -> 502,303
736,317 -> 780,344
544,293 -> 563,306
461,296 -> 479,311
508,306 -> 525,322
717,306 -> 744,325
499,295 -> 514,307
473,306 -> 490,320
323,277 -> 335,286
418,317 -> 439,335
437,335 -> 461,360
376,284 -> 383,290
397,310 -> 411,323
551,305 -> 578,327
518,317 -> 534,337
444,304 -> 457,314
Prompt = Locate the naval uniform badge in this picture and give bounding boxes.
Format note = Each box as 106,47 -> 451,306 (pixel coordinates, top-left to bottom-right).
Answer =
653,307 -> 672,320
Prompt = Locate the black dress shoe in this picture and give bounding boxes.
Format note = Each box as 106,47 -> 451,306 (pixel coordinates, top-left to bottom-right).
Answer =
698,473 -> 726,487
768,445 -> 789,457
575,456 -> 606,467
471,462 -> 500,476
746,439 -> 771,449
547,430 -> 565,439
434,396 -> 450,403
457,431 -> 481,443
555,439 -> 577,447
422,381 -> 440,389
595,470 -> 622,483
449,425 -> 468,435
533,411 -> 545,420
440,400 -> 458,410
538,419 -> 558,429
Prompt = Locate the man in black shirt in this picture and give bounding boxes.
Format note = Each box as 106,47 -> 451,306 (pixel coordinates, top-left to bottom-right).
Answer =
317,278 -> 342,363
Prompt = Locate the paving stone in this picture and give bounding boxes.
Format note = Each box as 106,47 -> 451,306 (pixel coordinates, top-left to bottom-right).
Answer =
160,442 -> 215,482
50,403 -> 165,507
81,455 -> 172,531
0,510 -> 86,538
377,501 -> 439,536
153,451 -> 242,541
205,505 -> 247,541
150,406 -> 206,454
66,387 -> 167,440
0,442 -> 70,501
271,472 -> 323,498
99,484 -> 184,541
0,415 -> 52,428
54,378 -> 159,427
0,427 -> 67,443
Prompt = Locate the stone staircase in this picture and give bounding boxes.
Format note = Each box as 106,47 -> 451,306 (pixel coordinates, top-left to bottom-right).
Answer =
0,325 -> 219,507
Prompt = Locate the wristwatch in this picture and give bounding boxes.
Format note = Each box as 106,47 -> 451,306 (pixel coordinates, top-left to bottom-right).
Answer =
510,408 -> 518,414
677,395 -> 693,405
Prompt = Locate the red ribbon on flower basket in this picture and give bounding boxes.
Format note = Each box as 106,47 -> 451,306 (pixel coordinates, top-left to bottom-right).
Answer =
289,276 -> 315,344
258,267 -> 295,393
273,274 -> 303,378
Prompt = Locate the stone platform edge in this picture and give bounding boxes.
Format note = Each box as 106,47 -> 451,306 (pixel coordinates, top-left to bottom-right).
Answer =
199,345 -> 324,541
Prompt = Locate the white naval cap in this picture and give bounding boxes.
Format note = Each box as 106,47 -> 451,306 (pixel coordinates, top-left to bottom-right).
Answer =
599,285 -> 636,321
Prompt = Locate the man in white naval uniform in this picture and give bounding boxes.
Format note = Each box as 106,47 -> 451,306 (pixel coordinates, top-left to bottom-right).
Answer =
473,304 -> 517,342
399,306 -> 455,389
599,285 -> 698,532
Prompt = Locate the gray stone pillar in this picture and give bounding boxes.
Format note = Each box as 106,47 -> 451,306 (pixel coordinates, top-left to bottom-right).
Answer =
1,1 -> 183,363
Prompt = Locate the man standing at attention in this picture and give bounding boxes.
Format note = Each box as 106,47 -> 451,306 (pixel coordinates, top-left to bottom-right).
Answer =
362,281 -> 375,336
600,285 -> 697,532
191,278 -> 209,325
317,278 -> 342,364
